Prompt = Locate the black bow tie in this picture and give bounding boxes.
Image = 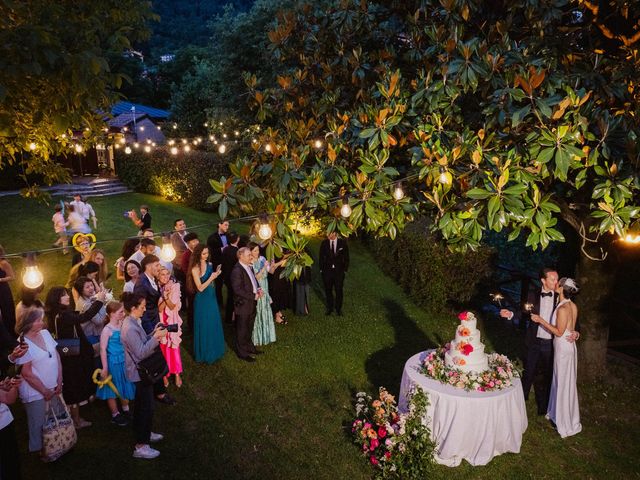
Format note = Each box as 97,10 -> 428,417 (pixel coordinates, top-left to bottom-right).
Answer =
541,292 -> 553,298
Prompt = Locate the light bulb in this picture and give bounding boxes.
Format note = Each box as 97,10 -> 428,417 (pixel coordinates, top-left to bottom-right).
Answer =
133,142 -> 140,149
168,139 -> 175,145
123,127 -> 128,132
119,137 -> 126,144
204,122 -> 208,127
173,124 -> 177,130
184,145 -> 191,152
114,144 -> 120,149
171,146 -> 178,155
182,139 -> 187,145
223,133 -> 228,139
258,223 -> 273,240
265,143 -> 272,152
156,125 -> 161,130
139,126 -> 145,131
160,243 -> 176,262
219,121 -> 223,126
340,202 -> 352,218
144,145 -> 151,153
313,139 -> 322,149
125,146 -> 132,154
23,266 -> 44,289
75,144 -> 83,153
393,184 -> 405,200
29,142 -> 36,151
209,135 -> 214,141
218,144 -> 227,154
234,130 -> 239,136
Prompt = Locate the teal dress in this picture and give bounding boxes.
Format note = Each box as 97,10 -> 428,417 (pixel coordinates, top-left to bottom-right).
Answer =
194,264 -> 225,363
96,325 -> 136,400
252,257 -> 276,346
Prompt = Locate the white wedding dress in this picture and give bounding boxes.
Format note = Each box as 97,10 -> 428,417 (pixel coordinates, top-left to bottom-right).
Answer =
546,299 -> 582,438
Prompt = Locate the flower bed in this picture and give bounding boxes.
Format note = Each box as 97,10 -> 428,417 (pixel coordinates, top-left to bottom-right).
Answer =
421,348 -> 521,392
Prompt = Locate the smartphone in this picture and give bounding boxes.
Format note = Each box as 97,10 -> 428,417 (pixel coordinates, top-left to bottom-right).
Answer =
123,211 -> 130,218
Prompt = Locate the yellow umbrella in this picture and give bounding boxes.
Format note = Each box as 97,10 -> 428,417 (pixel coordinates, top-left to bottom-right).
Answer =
92,369 -> 122,399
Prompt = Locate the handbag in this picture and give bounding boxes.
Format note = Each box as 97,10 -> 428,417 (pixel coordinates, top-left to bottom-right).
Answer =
54,315 -> 81,357
41,395 -> 77,462
137,348 -> 169,384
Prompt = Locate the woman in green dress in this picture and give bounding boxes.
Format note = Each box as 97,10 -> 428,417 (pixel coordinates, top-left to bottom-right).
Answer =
248,243 -> 276,346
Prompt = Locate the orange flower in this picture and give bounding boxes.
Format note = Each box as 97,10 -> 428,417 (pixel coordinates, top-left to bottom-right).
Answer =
458,327 -> 471,337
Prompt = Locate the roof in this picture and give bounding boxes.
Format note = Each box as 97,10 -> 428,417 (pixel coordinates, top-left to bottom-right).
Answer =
107,113 -> 148,128
111,101 -> 170,119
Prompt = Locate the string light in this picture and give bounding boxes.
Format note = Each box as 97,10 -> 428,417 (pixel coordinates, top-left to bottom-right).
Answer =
223,133 -> 228,139
313,139 -> 323,149
438,166 -> 451,185
234,131 -> 239,136
170,146 -> 178,155
182,139 -> 188,145
265,143 -> 272,152
125,146 -> 132,154
22,253 -> 44,289
623,233 -> 640,244
393,182 -> 405,200
139,126 -> 145,131
184,145 -> 191,152
173,124 -> 177,130
218,144 -> 227,154
119,137 -> 126,144
258,214 -> 273,240
168,139 -> 175,146
340,194 -> 352,218
29,142 -> 36,151
156,125 -> 161,130
159,233 -> 177,262
75,144 -> 83,153
144,145 -> 151,153
204,122 -> 208,127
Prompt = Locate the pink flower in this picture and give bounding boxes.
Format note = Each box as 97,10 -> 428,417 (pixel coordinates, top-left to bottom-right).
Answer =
384,451 -> 392,460
370,455 -> 379,466
378,427 -> 387,439
458,311 -> 468,321
370,438 -> 380,450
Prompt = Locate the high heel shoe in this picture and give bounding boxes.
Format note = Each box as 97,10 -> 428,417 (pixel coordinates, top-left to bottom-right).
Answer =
163,377 -> 169,388
175,375 -> 182,388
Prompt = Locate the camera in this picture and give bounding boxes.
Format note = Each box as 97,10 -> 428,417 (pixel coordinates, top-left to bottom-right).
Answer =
160,324 -> 179,333
123,211 -> 130,218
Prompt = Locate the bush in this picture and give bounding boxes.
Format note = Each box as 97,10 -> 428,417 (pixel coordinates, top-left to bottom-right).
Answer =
368,217 -> 494,313
114,148 -> 228,210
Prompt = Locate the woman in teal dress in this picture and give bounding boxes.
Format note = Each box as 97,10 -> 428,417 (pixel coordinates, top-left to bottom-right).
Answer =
248,242 -> 276,346
187,244 -> 225,363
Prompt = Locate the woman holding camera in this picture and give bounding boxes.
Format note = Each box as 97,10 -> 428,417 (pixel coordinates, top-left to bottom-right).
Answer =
14,306 -> 63,455
157,267 -> 183,388
120,292 -> 167,460
73,276 -> 108,347
45,286 -> 106,429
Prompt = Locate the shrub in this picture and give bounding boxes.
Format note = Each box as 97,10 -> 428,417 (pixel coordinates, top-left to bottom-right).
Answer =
114,148 -> 228,210
368,217 -> 494,313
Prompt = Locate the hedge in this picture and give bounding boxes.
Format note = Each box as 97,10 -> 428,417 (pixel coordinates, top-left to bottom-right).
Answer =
368,217 -> 495,313
114,148 -> 228,210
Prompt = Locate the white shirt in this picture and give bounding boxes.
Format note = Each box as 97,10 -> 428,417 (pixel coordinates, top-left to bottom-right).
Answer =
0,403 -> 13,430
123,280 -> 136,293
67,211 -> 90,233
330,239 -> 337,253
241,263 -> 258,294
129,247 -> 173,273
15,330 -> 59,403
536,290 -> 556,340
144,272 -> 158,291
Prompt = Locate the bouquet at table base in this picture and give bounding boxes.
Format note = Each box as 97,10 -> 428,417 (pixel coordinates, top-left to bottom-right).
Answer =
351,387 -> 435,479
420,311 -> 521,392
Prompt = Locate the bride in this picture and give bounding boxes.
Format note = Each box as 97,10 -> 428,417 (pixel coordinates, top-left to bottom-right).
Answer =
531,277 -> 582,438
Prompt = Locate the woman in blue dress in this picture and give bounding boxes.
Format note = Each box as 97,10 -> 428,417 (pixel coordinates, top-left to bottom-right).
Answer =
187,244 -> 225,363
248,242 -> 276,346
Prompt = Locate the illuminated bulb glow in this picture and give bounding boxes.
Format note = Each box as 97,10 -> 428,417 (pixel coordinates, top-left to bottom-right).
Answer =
144,146 -> 151,153
75,144 -> 83,153
393,185 -> 405,200
139,126 -> 145,131
29,142 -> 36,151
265,143 -> 272,152
168,139 -> 175,145
182,139 -> 187,144
234,131 -> 239,136
119,137 -> 126,144
170,147 -> 178,155
173,124 -> 177,130
184,145 -> 191,152
258,223 -> 273,240
160,242 -> 176,262
340,202 -> 352,218
313,139 -> 322,149
23,266 -> 44,289
125,146 -> 132,154
218,144 -> 227,154
133,143 -> 139,148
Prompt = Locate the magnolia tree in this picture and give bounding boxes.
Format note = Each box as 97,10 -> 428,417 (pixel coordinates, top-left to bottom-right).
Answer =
209,0 -> 640,378
0,1 -> 156,196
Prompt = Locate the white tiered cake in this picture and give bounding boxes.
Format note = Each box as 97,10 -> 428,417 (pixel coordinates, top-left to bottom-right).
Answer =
444,311 -> 489,373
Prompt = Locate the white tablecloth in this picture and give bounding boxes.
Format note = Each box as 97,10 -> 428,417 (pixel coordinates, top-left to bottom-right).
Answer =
398,350 -> 528,467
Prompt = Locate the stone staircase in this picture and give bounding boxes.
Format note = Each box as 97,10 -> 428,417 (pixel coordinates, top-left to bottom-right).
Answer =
48,177 -> 131,198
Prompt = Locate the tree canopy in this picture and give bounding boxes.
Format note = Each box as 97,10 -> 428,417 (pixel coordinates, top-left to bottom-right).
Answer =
0,1 -> 156,194
209,0 -> 640,278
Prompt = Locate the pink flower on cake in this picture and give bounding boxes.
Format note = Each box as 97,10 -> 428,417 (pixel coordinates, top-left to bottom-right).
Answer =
456,342 -> 474,356
458,311 -> 468,321
458,326 -> 471,337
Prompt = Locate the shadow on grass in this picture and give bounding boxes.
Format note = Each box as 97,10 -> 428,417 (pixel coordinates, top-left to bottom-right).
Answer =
365,299 -> 440,397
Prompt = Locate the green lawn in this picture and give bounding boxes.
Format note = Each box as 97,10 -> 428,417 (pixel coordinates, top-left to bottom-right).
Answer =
0,192 -> 638,479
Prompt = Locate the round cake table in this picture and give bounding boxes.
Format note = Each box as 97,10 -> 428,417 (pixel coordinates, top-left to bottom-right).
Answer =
398,350 -> 528,467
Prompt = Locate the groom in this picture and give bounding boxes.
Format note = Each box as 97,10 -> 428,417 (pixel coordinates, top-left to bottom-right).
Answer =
230,247 -> 263,362
319,232 -> 349,316
501,268 -> 560,415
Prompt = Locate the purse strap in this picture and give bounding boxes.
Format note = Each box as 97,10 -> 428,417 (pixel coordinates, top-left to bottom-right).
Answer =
54,314 -> 78,340
44,394 -> 70,426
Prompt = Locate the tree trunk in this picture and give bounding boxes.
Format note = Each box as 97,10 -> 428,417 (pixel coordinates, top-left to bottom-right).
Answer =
574,251 -> 613,382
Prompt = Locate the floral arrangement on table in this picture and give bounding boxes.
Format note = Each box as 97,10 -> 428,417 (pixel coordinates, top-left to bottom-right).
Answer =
351,387 -> 435,479
420,311 -> 522,392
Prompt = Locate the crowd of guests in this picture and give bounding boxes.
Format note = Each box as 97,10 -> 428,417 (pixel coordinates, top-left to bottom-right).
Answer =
0,209 -> 344,475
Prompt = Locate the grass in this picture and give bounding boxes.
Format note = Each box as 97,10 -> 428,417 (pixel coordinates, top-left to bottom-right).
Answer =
0,192 -> 639,479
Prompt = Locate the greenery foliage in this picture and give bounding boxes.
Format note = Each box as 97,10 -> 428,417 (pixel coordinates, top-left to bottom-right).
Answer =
0,0 -> 156,195
114,149 -> 227,210
369,218 -> 494,312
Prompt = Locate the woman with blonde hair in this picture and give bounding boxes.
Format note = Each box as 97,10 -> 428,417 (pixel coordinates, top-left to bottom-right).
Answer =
89,248 -> 109,285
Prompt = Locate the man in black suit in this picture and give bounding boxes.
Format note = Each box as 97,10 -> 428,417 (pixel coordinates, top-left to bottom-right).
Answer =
133,253 -> 176,405
207,220 -> 230,306
230,247 -> 262,362
319,232 -> 349,316
221,232 -> 240,324
500,267 -> 579,415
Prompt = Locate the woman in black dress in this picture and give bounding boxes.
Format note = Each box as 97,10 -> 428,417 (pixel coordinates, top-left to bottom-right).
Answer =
45,286 -> 106,429
269,255 -> 290,324
0,245 -> 16,337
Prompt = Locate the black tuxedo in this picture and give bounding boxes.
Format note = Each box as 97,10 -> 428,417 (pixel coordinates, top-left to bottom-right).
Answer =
139,212 -> 152,231
133,274 -> 161,334
221,244 -> 239,323
230,263 -> 258,358
319,238 -> 349,314
518,288 -> 558,414
207,231 -> 227,306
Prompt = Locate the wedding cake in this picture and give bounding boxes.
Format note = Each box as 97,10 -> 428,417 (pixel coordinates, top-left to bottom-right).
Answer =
443,311 -> 489,373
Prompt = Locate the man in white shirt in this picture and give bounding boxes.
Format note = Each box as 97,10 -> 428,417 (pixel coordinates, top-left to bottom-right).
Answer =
70,194 -> 97,231
130,236 -> 173,274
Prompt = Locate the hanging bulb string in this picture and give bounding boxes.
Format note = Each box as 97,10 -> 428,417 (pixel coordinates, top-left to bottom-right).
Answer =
2,171 -> 422,259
